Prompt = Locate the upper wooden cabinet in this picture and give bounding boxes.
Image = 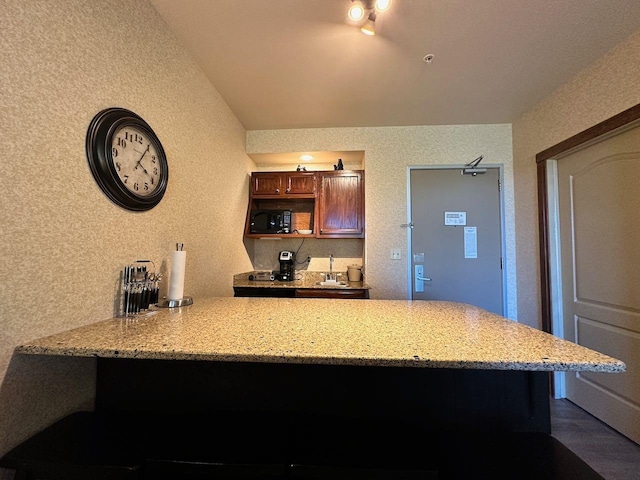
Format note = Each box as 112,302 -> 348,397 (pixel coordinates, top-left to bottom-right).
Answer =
246,170 -> 364,238
317,171 -> 364,238
251,172 -> 282,195
285,172 -> 316,195
251,172 -> 316,196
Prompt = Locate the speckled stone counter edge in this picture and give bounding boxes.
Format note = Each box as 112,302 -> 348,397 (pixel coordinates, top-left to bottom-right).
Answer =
14,297 -> 625,373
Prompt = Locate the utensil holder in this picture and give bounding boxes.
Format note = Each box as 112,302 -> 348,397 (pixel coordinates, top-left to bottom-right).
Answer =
121,260 -> 160,316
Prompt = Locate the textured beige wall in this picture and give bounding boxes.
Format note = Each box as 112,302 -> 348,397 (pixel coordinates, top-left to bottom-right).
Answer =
0,0 -> 253,458
512,28 -> 640,329
3,0 -> 637,466
247,125 -> 517,316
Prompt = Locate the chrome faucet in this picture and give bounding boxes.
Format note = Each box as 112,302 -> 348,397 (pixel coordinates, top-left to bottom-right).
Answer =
327,254 -> 335,281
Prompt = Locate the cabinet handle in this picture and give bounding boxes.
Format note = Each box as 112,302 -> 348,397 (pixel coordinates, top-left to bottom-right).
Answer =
275,188 -> 280,193
286,188 -> 290,193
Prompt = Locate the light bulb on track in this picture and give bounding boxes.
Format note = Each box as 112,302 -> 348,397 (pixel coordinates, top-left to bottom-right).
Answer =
374,0 -> 391,13
348,3 -> 365,21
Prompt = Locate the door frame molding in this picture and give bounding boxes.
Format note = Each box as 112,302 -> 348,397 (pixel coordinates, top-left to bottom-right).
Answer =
406,165 -> 509,317
536,103 -> 640,335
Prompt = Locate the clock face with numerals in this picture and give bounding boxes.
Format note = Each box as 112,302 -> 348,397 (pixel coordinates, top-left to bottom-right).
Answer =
111,124 -> 162,197
86,108 -> 168,211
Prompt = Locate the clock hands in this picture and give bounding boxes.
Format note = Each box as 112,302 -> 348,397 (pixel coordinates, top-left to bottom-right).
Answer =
134,145 -> 152,177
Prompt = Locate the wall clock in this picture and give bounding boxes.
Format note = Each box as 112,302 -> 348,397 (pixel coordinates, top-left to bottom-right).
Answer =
86,107 -> 168,211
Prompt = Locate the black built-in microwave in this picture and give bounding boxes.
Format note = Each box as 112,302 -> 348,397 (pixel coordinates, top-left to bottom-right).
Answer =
249,209 -> 292,234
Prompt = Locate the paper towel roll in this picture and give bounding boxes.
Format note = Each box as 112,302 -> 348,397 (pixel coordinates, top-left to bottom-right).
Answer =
168,250 -> 186,300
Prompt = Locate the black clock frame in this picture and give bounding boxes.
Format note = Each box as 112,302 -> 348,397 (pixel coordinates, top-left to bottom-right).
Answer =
86,108 -> 169,212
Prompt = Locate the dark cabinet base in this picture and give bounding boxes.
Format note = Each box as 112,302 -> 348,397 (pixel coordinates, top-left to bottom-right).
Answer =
94,359 -> 551,434
0,412 -> 605,480
234,287 -> 296,297
294,288 -> 368,298
234,287 -> 369,299
0,359 -> 605,480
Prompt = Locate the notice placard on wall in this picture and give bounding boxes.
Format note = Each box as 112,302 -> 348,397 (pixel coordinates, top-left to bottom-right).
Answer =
444,211 -> 466,226
464,226 -> 477,258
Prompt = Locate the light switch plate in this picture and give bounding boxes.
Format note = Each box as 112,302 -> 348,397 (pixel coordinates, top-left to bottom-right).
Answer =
390,248 -> 401,260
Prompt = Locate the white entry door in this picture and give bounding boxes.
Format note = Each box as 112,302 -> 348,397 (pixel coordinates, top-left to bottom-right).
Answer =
556,125 -> 640,443
409,168 -> 504,315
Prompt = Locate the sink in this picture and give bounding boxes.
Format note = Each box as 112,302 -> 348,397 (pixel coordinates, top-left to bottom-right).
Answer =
315,281 -> 348,287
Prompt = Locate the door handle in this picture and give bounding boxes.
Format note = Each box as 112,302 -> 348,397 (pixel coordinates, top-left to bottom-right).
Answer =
414,265 -> 431,293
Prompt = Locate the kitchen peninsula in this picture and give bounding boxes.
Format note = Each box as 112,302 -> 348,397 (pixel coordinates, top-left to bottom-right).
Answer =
2,298 -> 624,479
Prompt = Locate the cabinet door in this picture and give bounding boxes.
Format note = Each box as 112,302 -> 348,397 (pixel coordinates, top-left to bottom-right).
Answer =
294,289 -> 368,299
252,173 -> 283,195
317,171 -> 364,238
285,172 -> 316,195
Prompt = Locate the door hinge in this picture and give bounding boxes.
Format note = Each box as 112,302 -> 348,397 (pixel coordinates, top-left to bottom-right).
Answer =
498,177 -> 502,192
500,257 -> 503,270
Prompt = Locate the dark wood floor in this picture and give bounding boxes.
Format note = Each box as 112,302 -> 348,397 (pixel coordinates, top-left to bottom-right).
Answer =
550,398 -> 640,480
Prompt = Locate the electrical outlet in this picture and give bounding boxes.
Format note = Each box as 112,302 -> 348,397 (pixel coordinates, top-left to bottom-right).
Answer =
390,248 -> 402,260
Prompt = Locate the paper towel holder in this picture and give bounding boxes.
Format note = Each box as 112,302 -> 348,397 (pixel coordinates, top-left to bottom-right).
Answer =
156,296 -> 193,308
157,242 -> 193,308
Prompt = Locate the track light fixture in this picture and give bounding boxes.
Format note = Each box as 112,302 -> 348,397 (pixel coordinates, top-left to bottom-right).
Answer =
361,12 -> 376,35
348,0 -> 391,35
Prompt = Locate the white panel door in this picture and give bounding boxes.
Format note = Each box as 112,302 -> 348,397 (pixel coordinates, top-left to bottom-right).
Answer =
557,126 -> 640,443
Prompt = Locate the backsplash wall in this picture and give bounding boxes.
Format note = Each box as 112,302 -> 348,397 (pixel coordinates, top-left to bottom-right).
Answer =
251,238 -> 364,274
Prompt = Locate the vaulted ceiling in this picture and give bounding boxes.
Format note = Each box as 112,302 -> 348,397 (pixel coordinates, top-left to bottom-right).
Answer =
150,0 -> 640,130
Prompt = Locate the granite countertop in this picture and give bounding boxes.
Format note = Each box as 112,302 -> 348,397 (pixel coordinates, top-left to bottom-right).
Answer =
15,297 -> 624,373
233,271 -> 370,290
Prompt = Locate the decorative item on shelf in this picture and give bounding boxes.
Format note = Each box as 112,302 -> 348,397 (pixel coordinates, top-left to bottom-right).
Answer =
334,158 -> 344,170
157,243 -> 193,307
296,164 -> 307,171
121,260 -> 161,316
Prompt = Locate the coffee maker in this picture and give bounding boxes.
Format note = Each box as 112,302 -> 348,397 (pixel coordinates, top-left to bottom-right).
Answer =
277,251 -> 295,281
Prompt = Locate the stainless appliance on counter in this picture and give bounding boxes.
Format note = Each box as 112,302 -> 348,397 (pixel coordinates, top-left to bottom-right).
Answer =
248,272 -> 276,281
